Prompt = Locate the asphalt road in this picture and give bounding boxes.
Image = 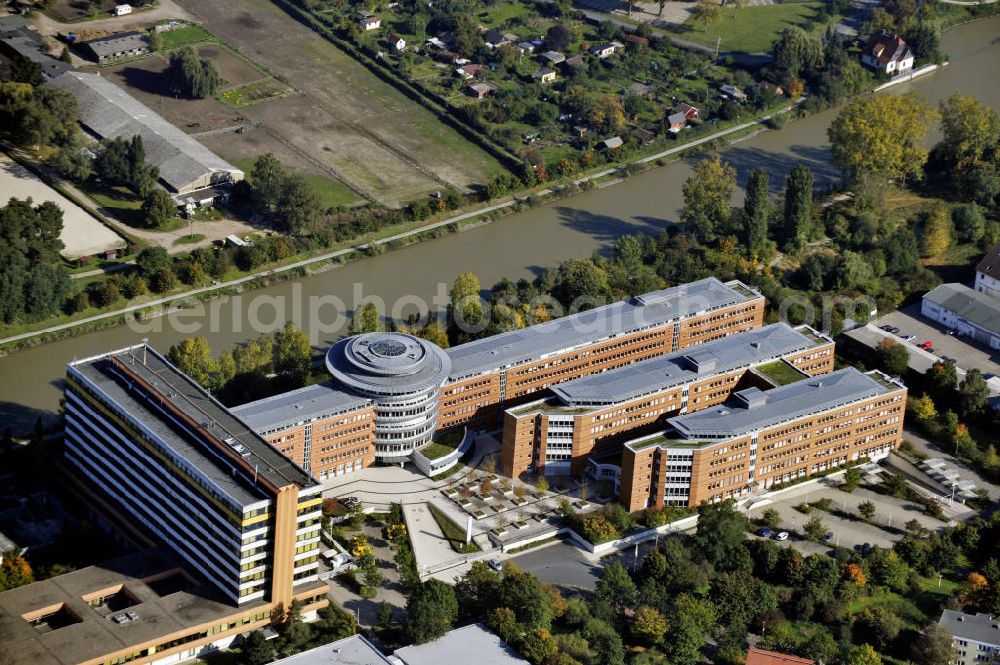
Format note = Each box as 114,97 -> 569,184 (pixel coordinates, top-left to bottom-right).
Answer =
508,540 -> 603,591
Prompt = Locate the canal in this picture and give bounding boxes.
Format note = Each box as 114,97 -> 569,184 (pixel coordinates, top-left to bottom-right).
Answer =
2,17 -> 998,431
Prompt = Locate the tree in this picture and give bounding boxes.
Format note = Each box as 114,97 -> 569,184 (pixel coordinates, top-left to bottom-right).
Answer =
923,205 -> 953,257
958,369 -> 989,417
694,499 -> 747,568
912,624 -> 955,665
582,618 -> 626,665
165,46 -> 224,98
405,579 -> 458,643
536,476 -> 549,493
858,500 -> 876,521
632,605 -> 668,646
351,302 -> 382,333
275,173 -> 320,234
551,259 -> 609,309
772,26 -> 822,79
168,337 -> 217,388
136,246 -> 172,279
762,508 -> 782,530
544,24 -> 571,51
0,83 -> 78,149
783,165 -> 813,251
455,561 -> 502,620
876,339 -> 910,376
682,155 -> 737,243
847,644 -> 883,665
843,466 -> 862,492
690,0 -> 722,31
855,607 -> 903,650
594,561 -> 637,611
804,516 -> 827,541
939,93 -> 1000,169
743,169 -> 770,257
141,189 -> 175,228
519,628 -> 558,665
239,630 -> 273,665
0,553 -> 34,591
666,594 -> 716,665
272,322 -> 311,387
828,93 -> 938,181
499,566 -> 554,630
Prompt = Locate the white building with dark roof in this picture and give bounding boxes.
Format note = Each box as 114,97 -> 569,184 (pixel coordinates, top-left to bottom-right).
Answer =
922,283 -> 1000,349
48,71 -> 244,196
939,610 -> 1000,665
81,31 -> 150,63
975,242 -> 1000,300
861,30 -> 914,75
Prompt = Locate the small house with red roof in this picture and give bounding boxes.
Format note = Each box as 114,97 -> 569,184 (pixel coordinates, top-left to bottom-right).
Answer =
861,30 -> 914,76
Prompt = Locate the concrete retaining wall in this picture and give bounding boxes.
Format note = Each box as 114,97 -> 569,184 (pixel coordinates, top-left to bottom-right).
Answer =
412,427 -> 472,476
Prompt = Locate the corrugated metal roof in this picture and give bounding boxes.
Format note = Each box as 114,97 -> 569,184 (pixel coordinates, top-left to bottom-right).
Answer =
47,71 -> 243,193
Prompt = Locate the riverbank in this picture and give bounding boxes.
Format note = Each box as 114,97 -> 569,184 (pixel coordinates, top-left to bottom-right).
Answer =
0,95 -> 804,351
0,15 -> 995,433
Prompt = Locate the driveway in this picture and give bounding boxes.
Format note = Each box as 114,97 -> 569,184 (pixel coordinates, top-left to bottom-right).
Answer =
28,0 -> 196,47
875,303 -> 1000,377
901,427 -> 1000,501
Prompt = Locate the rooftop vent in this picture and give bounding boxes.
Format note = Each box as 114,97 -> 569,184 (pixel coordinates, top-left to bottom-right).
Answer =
735,387 -> 768,410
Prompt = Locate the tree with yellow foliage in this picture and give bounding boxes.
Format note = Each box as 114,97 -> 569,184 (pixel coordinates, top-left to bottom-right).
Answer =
828,93 -> 938,181
0,552 -> 34,592
922,204 -> 952,258
939,93 -> 1000,169
632,605 -> 669,646
350,535 -> 373,559
908,394 -> 938,424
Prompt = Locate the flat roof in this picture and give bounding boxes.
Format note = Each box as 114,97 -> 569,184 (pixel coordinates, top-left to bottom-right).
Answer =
549,323 -> 821,406
232,382 -> 371,433
668,367 -> 902,439
393,624 -> 529,665
924,282 -> 1000,337
0,548 -> 268,665
446,278 -> 762,381
69,344 -> 315,505
271,634 -> 391,664
939,610 -> 1000,646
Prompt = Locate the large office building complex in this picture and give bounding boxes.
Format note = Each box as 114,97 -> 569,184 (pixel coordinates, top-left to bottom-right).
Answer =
939,610 -> 1000,665
501,323 -> 836,478
235,278 -> 766,477
619,367 -> 906,510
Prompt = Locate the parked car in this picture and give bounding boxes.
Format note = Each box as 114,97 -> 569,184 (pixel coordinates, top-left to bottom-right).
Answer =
920,341 -> 934,350
881,325 -> 900,334
340,496 -> 361,509
774,531 -> 789,541
758,527 -> 772,538
824,532 -> 834,543
901,334 -> 916,342
488,558 -> 503,571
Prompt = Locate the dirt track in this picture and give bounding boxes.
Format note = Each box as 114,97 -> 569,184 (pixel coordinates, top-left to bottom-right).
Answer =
175,0 -> 504,207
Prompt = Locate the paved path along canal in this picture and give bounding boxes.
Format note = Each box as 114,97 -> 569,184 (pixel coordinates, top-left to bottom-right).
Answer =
1,17 -> 997,432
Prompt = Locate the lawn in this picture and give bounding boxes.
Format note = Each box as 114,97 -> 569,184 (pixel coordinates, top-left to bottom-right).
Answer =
427,503 -> 480,553
157,24 -> 218,50
229,158 -> 364,208
757,360 -> 807,386
80,180 -> 185,230
217,79 -> 293,107
678,2 -> 827,53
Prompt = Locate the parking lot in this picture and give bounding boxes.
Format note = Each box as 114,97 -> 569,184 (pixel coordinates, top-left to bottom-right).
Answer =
746,476 -> 950,555
876,303 -> 1000,377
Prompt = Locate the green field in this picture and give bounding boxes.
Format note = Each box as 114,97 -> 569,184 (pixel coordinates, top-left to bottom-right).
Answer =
679,2 -> 828,53
230,158 -> 364,208
427,503 -> 480,553
156,24 -> 217,50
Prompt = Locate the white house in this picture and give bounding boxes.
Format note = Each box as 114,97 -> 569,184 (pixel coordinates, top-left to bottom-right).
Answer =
938,610 -> 1000,665
861,30 -> 914,76
388,33 -> 406,51
922,283 -> 1000,350
358,14 -> 381,30
975,241 -> 1000,300
112,4 -> 132,16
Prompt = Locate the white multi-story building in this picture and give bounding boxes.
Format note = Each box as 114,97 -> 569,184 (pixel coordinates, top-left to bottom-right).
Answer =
939,610 -> 1000,665
922,283 -> 1000,350
65,344 -> 323,607
975,243 -> 1000,300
